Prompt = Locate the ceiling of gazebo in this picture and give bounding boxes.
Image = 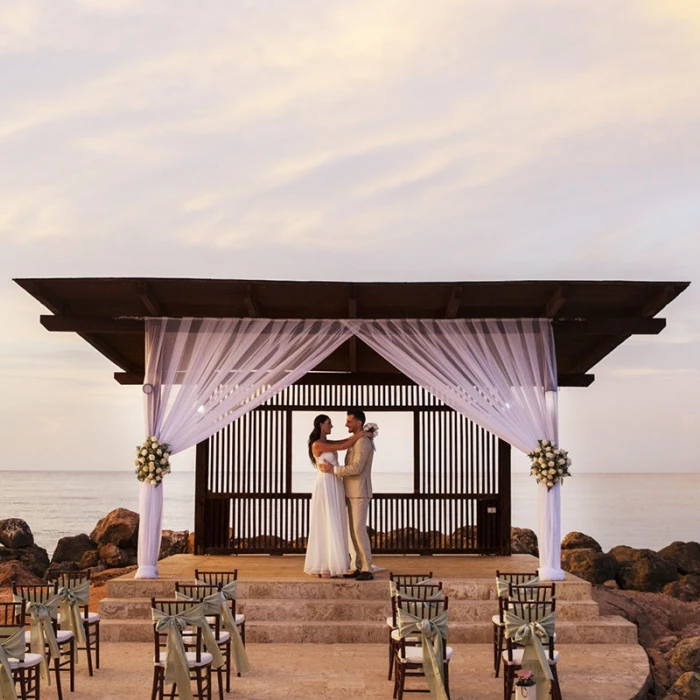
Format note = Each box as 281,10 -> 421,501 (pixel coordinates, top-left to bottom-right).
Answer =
14,277 -> 689,387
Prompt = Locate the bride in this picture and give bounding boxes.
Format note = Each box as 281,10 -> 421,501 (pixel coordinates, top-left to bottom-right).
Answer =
304,414 -> 373,578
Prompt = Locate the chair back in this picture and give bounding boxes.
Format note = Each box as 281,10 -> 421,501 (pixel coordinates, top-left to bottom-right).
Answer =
194,570 -> 237,586
496,571 -> 538,586
0,601 -> 24,627
390,583 -> 443,627
389,573 -> 433,587
13,583 -> 58,605
509,583 -> 555,603
504,596 -> 556,660
396,595 -> 449,662
49,570 -> 91,588
175,582 -> 221,600
151,598 -> 204,664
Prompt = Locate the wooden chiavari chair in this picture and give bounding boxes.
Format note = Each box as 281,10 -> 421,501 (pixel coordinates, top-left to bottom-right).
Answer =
0,600 -> 42,700
194,570 -> 246,645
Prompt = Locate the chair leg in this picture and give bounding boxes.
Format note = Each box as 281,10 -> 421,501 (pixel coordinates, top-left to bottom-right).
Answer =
150,666 -> 159,700
396,662 -> 405,700
495,626 -> 504,678
240,622 -> 245,646
195,668 -> 204,700
216,667 -> 223,700
70,638 -> 75,692
53,656 -> 63,700
84,622 -> 94,676
551,665 -> 562,700
444,661 -> 450,700
95,621 -> 101,669
224,640 -> 231,691
388,631 -> 394,680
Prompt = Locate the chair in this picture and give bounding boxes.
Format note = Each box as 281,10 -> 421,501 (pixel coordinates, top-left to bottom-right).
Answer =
389,572 -> 434,588
393,595 -> 452,700
176,582 -> 232,694
49,570 -> 100,675
14,583 -> 75,700
492,571 -> 539,678
387,581 -> 442,681
151,598 -> 217,700
502,596 -> 561,700
194,570 -> 246,645
0,601 -> 42,700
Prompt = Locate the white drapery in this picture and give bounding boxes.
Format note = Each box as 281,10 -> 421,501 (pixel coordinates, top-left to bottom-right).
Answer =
345,319 -> 563,580
135,318 -> 353,578
136,316 -> 562,580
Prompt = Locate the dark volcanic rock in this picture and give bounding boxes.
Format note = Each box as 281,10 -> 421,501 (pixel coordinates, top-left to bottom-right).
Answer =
659,542 -> 700,576
51,533 -> 97,565
98,543 -> 131,568
159,530 -> 189,559
78,550 -> 100,570
0,544 -> 50,578
666,671 -> 700,699
664,575 -> 700,603
670,636 -> 700,673
90,509 -> 139,549
561,531 -> 602,553
510,527 -> 538,556
610,545 -> 679,592
0,519 -> 34,548
561,548 -> 618,584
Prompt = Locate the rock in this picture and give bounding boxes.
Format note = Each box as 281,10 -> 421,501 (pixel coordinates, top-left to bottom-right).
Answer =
659,542 -> 700,576
0,560 -> 41,586
159,530 -> 189,559
561,531 -> 602,552
98,543 -> 131,568
90,509 -> 139,549
186,532 -> 195,554
664,575 -> 700,603
451,526 -> 477,548
667,672 -> 700,699
51,533 -> 97,565
90,565 -> 137,586
561,548 -> 618,584
510,527 -> 538,556
610,545 -> 679,592
0,519 -> 34,548
78,550 -> 100,570
0,544 -> 50,578
670,636 -> 700,673
386,528 -> 427,548
603,579 -> 620,589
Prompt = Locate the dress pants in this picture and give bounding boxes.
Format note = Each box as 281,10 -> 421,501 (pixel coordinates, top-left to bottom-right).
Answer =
346,496 -> 372,572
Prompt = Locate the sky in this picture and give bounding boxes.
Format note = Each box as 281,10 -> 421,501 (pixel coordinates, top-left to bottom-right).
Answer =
0,0 -> 699,479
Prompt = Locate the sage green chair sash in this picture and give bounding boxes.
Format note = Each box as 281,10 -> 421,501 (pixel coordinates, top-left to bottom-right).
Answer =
14,594 -> 60,685
396,607 -> 449,700
152,603 -> 223,700
496,576 -> 539,599
57,581 -> 89,647
504,609 -> 556,700
176,591 -> 249,674
196,579 -> 238,602
0,627 -> 25,700
389,579 -> 433,599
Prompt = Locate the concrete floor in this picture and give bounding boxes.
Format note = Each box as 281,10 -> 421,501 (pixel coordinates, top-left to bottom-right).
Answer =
37,641 -> 649,700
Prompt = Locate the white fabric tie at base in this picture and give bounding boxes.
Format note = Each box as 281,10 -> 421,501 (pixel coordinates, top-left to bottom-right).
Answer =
537,481 -> 564,581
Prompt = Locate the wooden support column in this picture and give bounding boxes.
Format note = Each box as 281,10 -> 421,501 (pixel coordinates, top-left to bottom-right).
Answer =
194,439 -> 209,555
497,438 -> 511,555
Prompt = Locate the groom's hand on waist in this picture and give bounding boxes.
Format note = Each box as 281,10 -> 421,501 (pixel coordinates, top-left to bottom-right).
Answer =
318,461 -> 334,474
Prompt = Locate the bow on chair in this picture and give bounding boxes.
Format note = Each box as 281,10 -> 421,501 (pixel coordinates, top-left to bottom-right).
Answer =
396,607 -> 450,700
19,595 -> 60,685
152,603 -> 223,700
57,581 -> 89,647
504,609 -> 556,700
176,591 -> 249,674
0,627 -> 25,700
496,576 -> 539,600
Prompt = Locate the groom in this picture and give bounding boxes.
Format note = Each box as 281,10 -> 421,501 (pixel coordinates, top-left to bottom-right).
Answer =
318,408 -> 375,581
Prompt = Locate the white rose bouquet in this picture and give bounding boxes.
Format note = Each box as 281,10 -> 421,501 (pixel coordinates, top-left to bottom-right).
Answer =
528,439 -> 571,490
134,436 -> 172,487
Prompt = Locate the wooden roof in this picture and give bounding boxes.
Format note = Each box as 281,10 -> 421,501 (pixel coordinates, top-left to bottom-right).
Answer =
14,277 -> 689,387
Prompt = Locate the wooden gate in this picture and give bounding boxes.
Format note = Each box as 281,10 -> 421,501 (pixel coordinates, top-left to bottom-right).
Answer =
194,374 -> 511,556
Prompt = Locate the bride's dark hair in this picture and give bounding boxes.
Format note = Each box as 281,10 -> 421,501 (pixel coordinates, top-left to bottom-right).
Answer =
308,414 -> 330,465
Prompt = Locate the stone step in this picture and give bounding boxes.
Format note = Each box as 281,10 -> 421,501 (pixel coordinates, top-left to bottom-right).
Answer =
100,596 -> 599,623
106,577 -> 592,602
101,616 -> 636,645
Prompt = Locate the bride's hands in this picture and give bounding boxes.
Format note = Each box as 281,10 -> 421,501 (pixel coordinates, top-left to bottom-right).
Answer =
361,429 -> 374,439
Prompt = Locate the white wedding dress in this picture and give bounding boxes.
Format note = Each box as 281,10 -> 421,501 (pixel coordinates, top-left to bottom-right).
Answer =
304,451 -> 350,577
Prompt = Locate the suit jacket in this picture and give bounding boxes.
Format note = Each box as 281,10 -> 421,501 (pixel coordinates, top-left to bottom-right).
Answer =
335,436 -> 374,499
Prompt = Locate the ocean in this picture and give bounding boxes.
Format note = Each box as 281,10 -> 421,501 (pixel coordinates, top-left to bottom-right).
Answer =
1,471 -> 698,557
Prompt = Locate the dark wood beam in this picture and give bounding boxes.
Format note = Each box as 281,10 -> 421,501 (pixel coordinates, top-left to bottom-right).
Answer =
544,284 -> 567,317
245,283 -> 260,317
444,285 -> 461,318
553,318 -> 665,335
41,316 -> 144,333
558,374 -> 595,387
569,336 -> 629,375
637,284 -> 676,318
137,280 -> 162,315
114,371 -> 144,385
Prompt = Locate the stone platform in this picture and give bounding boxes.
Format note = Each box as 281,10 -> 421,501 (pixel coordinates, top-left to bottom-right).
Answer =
100,554 -> 638,647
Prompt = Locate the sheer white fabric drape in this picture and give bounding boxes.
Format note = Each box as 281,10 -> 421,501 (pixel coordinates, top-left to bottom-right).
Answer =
136,318 -> 352,578
345,318 -> 563,580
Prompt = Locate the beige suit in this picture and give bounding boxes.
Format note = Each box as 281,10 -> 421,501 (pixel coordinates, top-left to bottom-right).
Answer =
335,436 -> 374,572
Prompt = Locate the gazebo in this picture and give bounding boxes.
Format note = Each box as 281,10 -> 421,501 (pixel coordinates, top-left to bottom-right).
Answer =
15,278 -> 688,581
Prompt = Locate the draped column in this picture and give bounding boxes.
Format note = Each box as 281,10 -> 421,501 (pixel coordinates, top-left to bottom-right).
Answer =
136,318 -> 353,578
343,318 -> 563,580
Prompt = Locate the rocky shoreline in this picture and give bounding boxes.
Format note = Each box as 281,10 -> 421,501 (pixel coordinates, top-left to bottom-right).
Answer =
1,516 -> 699,698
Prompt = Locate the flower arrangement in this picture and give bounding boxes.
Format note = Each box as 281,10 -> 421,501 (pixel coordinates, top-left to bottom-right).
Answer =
364,422 -> 379,438
134,436 -> 171,487
528,439 -> 571,490
515,669 -> 535,687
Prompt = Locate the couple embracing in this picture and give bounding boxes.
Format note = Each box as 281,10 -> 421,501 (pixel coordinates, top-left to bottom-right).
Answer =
304,408 -> 377,581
